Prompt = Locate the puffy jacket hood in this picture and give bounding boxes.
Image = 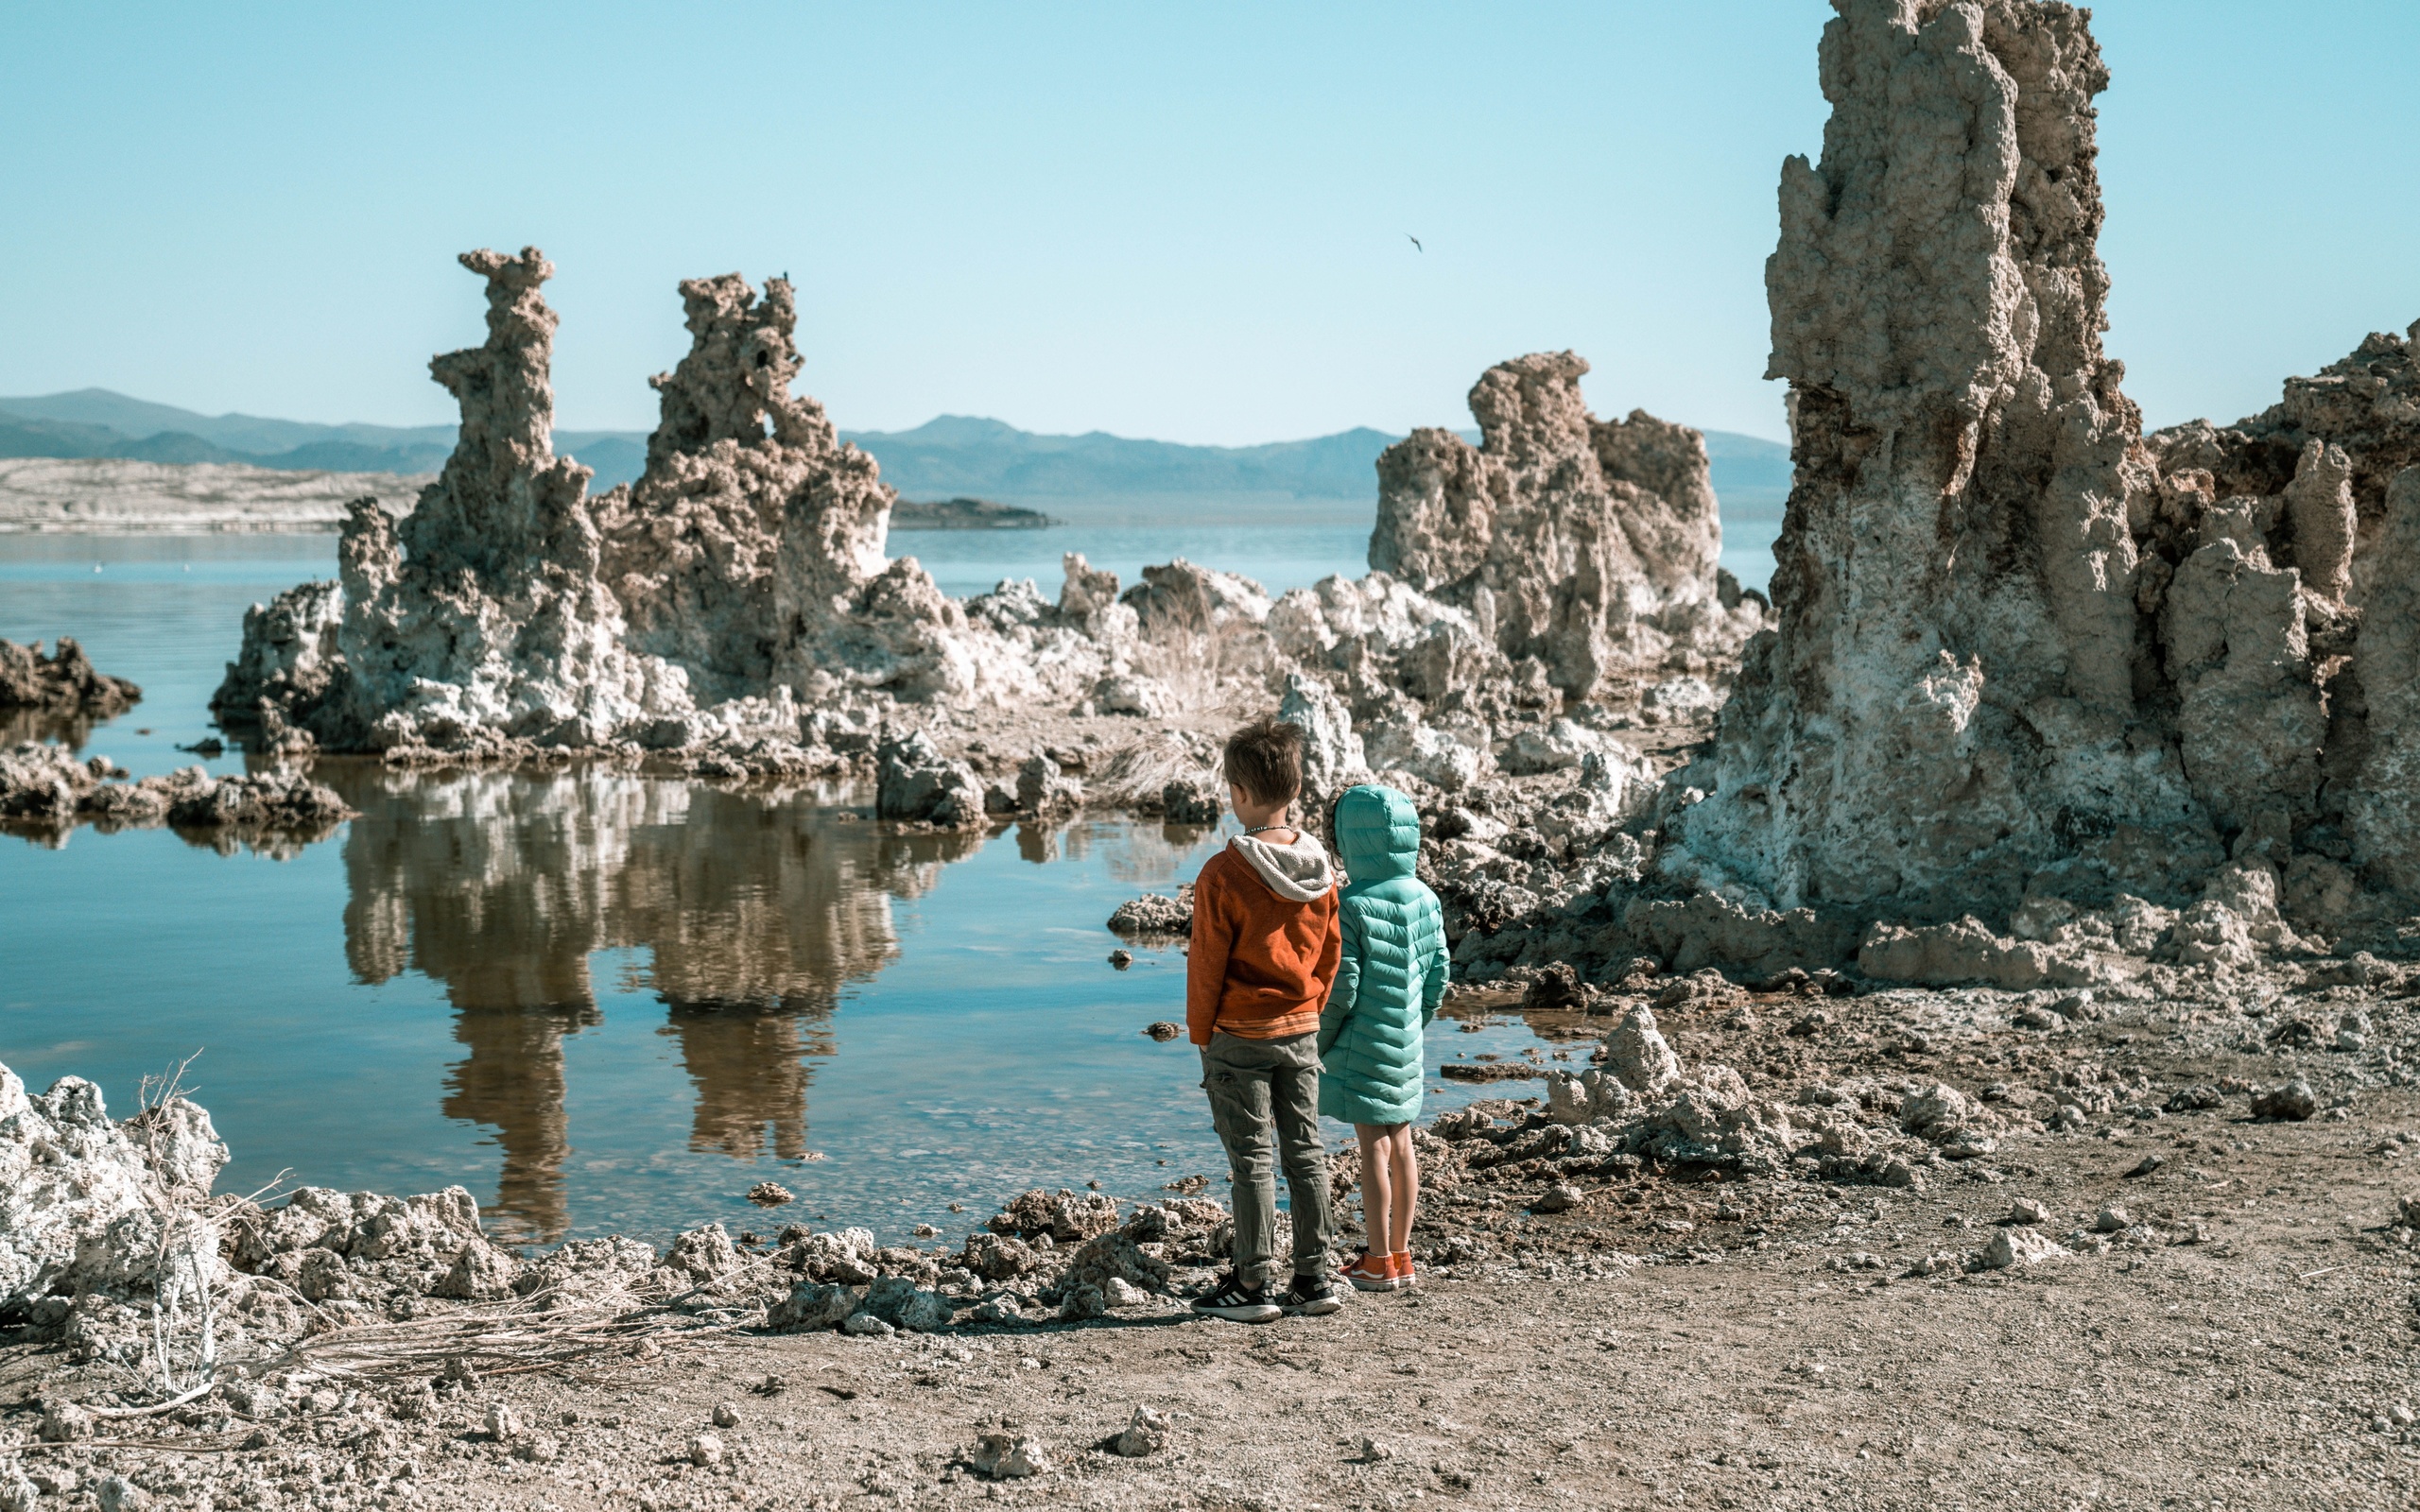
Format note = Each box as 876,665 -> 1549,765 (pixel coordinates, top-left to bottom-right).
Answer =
1333,783 -> 1420,884
1227,828 -> 1337,902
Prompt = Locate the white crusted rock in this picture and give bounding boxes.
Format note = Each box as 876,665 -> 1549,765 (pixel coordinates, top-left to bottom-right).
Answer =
1601,1006 -> 1682,1098
1979,1227 -> 2067,1271
1113,1405 -> 1172,1457
973,1432 -> 1050,1479
1858,918 -> 2107,991
1501,718 -> 1608,776
875,731 -> 984,829
1277,671 -> 1367,815
1363,716 -> 1491,794
0,1063 -> 227,1314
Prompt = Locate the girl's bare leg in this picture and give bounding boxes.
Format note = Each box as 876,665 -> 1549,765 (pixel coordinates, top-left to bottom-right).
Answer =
1387,1124 -> 1419,1256
1355,1124 -> 1395,1261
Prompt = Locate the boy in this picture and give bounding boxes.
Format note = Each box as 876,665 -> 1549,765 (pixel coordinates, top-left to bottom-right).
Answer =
1186,717 -> 1344,1322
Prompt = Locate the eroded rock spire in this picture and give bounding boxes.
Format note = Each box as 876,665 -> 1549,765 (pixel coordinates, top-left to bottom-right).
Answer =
1677,0 -> 2420,929
1370,351 -> 1750,702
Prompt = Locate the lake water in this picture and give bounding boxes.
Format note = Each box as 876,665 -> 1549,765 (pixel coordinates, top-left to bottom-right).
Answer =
900,513 -> 1783,605
1,525 -> 1607,1247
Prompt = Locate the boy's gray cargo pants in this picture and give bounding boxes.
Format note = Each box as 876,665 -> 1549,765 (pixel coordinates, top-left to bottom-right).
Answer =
1200,1029 -> 1333,1289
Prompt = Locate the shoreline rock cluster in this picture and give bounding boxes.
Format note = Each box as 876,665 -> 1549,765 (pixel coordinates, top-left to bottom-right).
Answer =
0,638 -> 137,721
0,637 -> 139,749
0,741 -> 353,848
4,910 -> 2398,1395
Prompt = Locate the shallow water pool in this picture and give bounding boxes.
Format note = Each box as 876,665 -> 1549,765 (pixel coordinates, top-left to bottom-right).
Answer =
2,534 -> 1568,1247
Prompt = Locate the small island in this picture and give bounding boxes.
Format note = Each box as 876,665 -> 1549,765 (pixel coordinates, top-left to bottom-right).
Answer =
890,495 -> 1059,530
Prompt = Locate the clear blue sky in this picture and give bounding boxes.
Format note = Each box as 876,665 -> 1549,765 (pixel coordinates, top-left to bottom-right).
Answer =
4,2 -> 2415,445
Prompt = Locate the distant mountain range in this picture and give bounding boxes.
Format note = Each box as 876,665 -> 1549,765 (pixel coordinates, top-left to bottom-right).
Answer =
0,388 -> 1791,518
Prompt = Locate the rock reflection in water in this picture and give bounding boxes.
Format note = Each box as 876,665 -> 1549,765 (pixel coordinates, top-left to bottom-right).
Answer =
4,705 -> 97,748
325,767 -> 982,1243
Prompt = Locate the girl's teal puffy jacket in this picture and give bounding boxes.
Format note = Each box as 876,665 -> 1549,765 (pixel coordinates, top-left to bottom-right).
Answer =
1317,784 -> 1448,1125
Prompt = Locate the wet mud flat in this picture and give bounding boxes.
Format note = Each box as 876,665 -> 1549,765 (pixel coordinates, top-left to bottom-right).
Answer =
4,971 -> 2413,1511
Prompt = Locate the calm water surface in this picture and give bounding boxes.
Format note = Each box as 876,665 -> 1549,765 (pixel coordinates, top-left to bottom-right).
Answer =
1,528 -> 1582,1246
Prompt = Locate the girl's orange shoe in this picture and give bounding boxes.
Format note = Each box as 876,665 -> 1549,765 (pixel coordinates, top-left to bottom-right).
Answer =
1342,1250 -> 1402,1293
1390,1251 -> 1417,1287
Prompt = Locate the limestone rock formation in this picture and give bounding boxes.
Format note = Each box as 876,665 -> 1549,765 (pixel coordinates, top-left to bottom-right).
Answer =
345,249 -> 676,751
2350,469 -> 2420,894
215,251 -> 1116,756
2146,326 -> 2420,900
1275,671 -> 1367,822
210,249 -> 675,754
210,581 -> 343,747
1673,0 -> 2420,929
1369,351 -> 1755,702
595,272 -> 972,704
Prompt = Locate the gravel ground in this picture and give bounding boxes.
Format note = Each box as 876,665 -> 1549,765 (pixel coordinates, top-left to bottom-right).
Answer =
5,976 -> 2414,1511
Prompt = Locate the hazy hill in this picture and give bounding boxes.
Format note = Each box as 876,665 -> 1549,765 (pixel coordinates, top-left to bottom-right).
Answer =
0,388 -> 455,471
0,388 -> 1790,520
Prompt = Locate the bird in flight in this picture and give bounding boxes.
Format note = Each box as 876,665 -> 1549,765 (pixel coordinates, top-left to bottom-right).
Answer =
1407,234 -> 1424,252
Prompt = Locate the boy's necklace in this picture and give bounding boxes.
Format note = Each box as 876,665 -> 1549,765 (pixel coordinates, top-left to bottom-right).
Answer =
1243,824 -> 1293,836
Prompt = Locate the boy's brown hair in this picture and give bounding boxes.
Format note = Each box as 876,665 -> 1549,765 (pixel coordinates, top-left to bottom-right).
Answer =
1223,716 -> 1305,808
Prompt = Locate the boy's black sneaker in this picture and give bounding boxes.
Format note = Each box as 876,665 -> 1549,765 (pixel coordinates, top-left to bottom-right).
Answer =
1190,1272 -> 1282,1323
1284,1270 -> 1344,1316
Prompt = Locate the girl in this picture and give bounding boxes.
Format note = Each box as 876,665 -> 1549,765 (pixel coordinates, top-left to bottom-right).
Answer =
1316,783 -> 1448,1292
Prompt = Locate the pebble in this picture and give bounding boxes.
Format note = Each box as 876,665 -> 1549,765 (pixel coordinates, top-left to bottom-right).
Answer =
1144,1021 -> 1182,1041
1361,1435 -> 1393,1463
96,1474 -> 148,1512
689,1433 -> 725,1468
713,1401 -> 741,1428
485,1402 -> 523,1441
2009,1197 -> 2052,1226
973,1432 -> 1050,1479
1109,950 -> 1134,969
1532,1184 -> 1583,1214
2251,1080 -> 2318,1122
1114,1405 -> 1173,1457
2093,1205 -> 2131,1233
1979,1227 -> 2066,1270
38,1400 -> 92,1442
2123,1154 -> 2164,1178
747,1180 -> 796,1207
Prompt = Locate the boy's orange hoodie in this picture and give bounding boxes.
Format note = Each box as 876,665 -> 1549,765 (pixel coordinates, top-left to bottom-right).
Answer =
1186,830 -> 1340,1046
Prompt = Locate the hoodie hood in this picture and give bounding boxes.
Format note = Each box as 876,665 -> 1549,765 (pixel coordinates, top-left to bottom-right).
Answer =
1332,783 -> 1420,884
1227,828 -> 1336,902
